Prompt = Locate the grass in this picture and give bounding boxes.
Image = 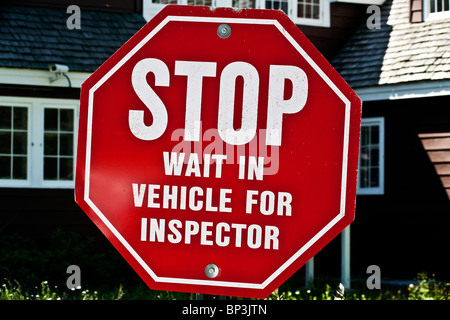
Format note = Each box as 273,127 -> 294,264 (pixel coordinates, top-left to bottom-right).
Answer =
1,273 -> 448,300
1,231 -> 448,301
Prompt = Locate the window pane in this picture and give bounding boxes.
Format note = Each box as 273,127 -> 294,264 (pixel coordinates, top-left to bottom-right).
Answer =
370,168 -> 379,187
305,4 -> 311,18
13,156 -> 27,179
43,107 -> 75,181
298,3 -> 304,17
44,133 -> 58,155
360,146 -> 369,167
233,0 -> 256,8
14,107 -> 27,130
60,109 -> 74,131
0,131 -> 11,154
0,156 -> 11,179
0,107 -> 12,129
313,4 -> 320,19
13,132 -> 27,155
44,108 -> 58,131
371,148 -> 379,167
370,125 -> 379,144
360,167 -> 368,188
44,157 -> 57,180
297,0 -> 321,19
60,157 -> 73,180
60,133 -> 73,156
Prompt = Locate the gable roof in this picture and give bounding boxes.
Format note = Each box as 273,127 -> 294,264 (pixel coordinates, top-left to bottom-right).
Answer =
0,5 -> 146,72
331,0 -> 450,89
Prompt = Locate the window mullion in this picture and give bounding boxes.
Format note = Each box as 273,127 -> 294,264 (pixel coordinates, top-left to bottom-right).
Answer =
9,108 -> 14,178
31,101 -> 44,186
357,118 -> 385,195
57,109 -> 61,180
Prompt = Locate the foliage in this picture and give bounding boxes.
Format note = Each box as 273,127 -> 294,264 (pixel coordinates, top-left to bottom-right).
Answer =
266,273 -> 449,301
1,229 -> 449,300
1,273 -> 449,300
407,273 -> 450,300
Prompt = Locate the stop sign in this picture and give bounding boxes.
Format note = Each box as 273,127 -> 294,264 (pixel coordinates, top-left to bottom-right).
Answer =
75,5 -> 361,298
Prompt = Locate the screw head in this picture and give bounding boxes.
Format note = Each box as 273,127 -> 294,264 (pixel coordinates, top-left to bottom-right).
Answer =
217,24 -> 231,38
205,263 -> 219,278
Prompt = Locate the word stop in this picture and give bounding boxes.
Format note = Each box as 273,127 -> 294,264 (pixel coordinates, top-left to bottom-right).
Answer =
128,58 -> 308,146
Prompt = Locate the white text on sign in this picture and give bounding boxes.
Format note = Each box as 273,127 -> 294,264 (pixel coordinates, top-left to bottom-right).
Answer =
133,152 -> 294,250
128,58 -> 304,251
128,58 -> 308,146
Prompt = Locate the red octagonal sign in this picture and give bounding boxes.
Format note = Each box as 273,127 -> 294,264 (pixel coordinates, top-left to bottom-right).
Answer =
75,5 -> 361,298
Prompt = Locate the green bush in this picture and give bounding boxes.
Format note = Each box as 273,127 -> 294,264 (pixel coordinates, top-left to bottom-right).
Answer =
2,273 -> 448,300
406,273 -> 450,300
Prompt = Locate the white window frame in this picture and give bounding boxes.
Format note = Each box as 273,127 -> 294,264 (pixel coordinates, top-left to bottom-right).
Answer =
0,96 -> 79,189
357,117 -> 385,195
289,0 -> 331,27
424,0 -> 450,21
0,101 -> 32,188
143,0 -> 330,27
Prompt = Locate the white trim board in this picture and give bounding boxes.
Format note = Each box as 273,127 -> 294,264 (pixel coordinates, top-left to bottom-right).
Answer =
355,80 -> 450,101
0,67 -> 91,89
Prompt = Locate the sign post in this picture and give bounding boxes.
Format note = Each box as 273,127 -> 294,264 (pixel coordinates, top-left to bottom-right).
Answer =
75,5 -> 361,299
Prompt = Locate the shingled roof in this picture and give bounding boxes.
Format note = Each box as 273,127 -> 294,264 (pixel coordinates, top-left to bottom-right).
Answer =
0,5 -> 146,72
331,0 -> 450,89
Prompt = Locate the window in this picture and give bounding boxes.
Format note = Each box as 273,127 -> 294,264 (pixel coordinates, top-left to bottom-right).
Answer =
265,0 -> 289,13
357,117 -> 385,195
187,0 -> 213,4
233,0 -> 256,8
424,0 -> 450,21
292,0 -> 329,26
0,105 -> 28,181
43,107 -> 75,181
143,0 -> 330,27
263,0 -> 329,26
0,97 -> 78,188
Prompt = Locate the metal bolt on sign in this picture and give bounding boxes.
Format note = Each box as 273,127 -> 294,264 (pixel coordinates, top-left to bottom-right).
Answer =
205,264 -> 219,278
217,23 -> 231,38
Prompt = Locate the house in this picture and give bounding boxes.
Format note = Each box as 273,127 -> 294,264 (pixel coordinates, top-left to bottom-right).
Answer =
0,1 -> 147,236
1,0 -> 449,286
330,0 -> 450,281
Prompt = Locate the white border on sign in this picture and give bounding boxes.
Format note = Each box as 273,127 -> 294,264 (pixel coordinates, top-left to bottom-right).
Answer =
85,16 -> 351,290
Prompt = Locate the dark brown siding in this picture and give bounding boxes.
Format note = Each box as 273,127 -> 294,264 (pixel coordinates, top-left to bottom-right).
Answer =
351,95 -> 450,281
0,188 -> 97,238
299,3 -> 368,59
